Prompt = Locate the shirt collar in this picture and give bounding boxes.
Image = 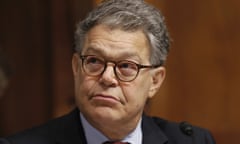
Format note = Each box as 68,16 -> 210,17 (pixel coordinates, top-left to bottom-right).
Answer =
80,113 -> 142,144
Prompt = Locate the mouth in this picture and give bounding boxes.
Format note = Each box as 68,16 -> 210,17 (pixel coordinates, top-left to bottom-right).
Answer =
91,94 -> 120,104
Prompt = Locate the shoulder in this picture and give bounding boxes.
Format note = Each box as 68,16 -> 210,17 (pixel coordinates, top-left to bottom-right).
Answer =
144,115 -> 216,144
6,108 -> 80,144
0,138 -> 10,144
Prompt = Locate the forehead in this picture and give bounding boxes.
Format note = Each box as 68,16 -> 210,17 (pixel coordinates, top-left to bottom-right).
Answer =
82,25 -> 150,61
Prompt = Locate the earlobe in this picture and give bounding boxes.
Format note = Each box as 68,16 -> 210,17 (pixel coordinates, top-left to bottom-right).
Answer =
72,53 -> 80,76
148,67 -> 166,98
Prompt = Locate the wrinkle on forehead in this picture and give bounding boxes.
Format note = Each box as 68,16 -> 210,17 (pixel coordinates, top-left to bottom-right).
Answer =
82,24 -> 151,63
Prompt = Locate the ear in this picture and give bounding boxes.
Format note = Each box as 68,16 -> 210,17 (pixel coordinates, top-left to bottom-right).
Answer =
72,53 -> 80,76
148,67 -> 166,98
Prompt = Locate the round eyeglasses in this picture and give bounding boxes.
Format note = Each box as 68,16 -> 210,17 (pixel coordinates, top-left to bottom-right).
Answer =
80,55 -> 162,82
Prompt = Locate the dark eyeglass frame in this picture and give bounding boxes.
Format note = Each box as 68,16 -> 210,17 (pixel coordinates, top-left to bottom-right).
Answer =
80,55 -> 162,82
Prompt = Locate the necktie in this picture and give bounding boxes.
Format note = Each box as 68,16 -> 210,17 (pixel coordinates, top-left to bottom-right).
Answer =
102,141 -> 130,144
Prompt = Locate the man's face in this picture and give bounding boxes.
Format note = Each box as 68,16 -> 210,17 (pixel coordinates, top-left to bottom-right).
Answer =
72,24 -> 165,126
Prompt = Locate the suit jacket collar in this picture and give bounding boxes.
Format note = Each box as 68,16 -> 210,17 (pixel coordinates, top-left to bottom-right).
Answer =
142,115 -> 168,144
55,108 -> 87,144
55,108 -> 168,144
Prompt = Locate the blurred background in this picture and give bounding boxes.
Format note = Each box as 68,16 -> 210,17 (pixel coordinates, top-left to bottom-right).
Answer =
0,0 -> 239,143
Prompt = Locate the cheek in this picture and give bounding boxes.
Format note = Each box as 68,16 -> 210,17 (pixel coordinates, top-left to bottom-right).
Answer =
122,78 -> 151,106
136,75 -> 152,96
77,76 -> 96,95
74,74 -> 97,102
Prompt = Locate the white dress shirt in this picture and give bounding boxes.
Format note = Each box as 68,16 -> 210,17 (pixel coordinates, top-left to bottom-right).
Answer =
80,113 -> 142,144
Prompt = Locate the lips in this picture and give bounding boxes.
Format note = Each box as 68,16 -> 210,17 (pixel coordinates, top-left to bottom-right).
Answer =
91,94 -> 120,103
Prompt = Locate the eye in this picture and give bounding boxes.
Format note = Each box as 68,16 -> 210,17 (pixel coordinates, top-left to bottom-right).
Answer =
85,56 -> 103,64
86,57 -> 97,63
117,61 -> 138,76
84,56 -> 104,72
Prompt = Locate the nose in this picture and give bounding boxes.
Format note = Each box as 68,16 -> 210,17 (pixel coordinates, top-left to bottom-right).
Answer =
99,63 -> 118,87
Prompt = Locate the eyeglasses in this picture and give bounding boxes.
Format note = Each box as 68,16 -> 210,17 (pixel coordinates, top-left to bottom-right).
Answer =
80,55 -> 161,82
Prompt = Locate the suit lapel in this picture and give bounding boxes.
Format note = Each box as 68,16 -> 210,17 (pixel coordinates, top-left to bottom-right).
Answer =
55,108 -> 87,144
142,115 -> 168,144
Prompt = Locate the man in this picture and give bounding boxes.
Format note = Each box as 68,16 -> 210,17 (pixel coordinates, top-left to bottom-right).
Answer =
1,0 -> 215,144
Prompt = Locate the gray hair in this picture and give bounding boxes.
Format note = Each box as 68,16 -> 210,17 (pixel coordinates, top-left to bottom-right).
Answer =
74,0 -> 170,65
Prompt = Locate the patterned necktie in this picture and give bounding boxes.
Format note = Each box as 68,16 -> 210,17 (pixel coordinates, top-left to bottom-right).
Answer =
102,141 -> 130,144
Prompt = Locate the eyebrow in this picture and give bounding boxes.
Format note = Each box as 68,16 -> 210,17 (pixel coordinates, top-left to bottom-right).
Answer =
83,46 -> 143,62
83,47 -> 103,55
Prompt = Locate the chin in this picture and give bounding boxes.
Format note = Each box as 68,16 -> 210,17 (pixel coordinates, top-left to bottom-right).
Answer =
92,107 -> 121,120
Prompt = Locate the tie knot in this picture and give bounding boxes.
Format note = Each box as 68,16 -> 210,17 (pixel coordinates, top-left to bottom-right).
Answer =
102,141 -> 130,144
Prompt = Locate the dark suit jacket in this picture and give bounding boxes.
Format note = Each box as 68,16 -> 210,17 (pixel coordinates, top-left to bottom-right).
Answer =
2,108 -> 215,144
0,138 -> 10,144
